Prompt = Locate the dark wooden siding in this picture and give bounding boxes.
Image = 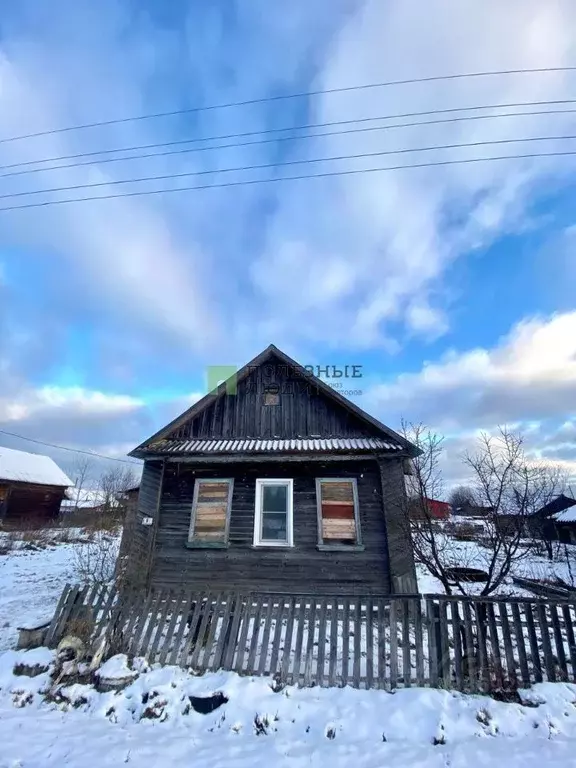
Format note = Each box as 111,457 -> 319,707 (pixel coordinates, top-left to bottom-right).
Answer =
120,461 -> 163,588
149,459 -> 392,595
0,482 -> 66,524
170,360 -> 373,441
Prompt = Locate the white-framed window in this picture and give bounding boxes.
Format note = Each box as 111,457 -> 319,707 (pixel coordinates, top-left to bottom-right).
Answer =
187,478 -> 234,548
253,478 -> 293,547
316,478 -> 362,550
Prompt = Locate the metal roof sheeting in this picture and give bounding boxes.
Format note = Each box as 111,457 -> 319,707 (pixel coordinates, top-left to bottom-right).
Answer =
145,437 -> 402,455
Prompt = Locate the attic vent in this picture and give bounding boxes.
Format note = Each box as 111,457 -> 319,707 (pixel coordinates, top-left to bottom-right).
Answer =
263,385 -> 280,406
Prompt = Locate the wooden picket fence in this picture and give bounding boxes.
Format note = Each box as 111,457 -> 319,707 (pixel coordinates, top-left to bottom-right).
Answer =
45,584 -> 576,692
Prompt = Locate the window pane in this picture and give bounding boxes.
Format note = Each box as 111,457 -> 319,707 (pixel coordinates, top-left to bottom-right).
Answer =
261,512 -> 287,541
262,484 -> 287,513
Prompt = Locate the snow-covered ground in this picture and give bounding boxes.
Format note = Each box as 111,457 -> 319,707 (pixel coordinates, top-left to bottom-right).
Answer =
0,528 -> 120,652
415,519 -> 576,596
2,648 -> 576,767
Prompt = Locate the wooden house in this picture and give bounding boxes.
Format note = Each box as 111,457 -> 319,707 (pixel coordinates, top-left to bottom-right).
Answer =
0,446 -> 72,526
122,345 -> 420,595
409,497 -> 451,522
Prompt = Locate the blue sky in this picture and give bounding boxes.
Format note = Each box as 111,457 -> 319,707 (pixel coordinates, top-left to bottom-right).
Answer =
0,0 -> 576,484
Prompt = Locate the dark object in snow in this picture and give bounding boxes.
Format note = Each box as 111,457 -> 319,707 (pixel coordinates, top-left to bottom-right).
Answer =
445,566 -> 488,583
326,726 -> 336,740
189,691 -> 228,714
253,714 -> 269,735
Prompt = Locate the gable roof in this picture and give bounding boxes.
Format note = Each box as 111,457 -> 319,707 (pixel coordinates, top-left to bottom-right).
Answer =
535,494 -> 576,519
131,344 -> 419,457
0,446 -> 73,488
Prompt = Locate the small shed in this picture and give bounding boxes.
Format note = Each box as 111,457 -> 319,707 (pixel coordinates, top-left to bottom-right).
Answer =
0,446 -> 72,525
409,498 -> 451,522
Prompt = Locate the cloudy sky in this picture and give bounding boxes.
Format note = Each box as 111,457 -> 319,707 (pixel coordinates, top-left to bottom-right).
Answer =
0,0 -> 575,485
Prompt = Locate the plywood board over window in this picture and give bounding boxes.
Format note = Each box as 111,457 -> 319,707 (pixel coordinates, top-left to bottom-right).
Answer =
187,479 -> 233,548
316,478 -> 363,551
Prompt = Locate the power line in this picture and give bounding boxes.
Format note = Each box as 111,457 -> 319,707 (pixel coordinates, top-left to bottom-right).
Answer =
3,103 -> 576,181
0,428 -> 141,465
0,148 -> 574,213
1,65 -> 575,145
2,98 -> 575,176
0,133 -> 574,202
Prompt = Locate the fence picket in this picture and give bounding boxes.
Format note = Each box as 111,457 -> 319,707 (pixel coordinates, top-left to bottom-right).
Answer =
316,598 -> 328,686
169,592 -> 194,667
414,599 -> 424,687
246,594 -> 265,675
303,598 -> 318,687
524,602 -> 542,684
498,602 -> 517,688
439,600 -> 450,686
92,586 -> 118,644
328,598 -> 339,687
235,595 -> 252,674
462,601 -> 476,692
537,603 -> 556,682
390,600 -> 398,689
377,599 -> 387,689
147,590 -> 171,662
451,601 -> 463,691
511,602 -> 530,688
269,597 -> 285,678
550,603 -> 568,681
139,589 -> 164,659
201,593 -> 225,671
402,599 -> 411,687
45,584 -> 72,647
191,593 -> 218,670
426,599 -> 438,688
257,597 -> 275,677
474,603 -> 489,692
352,598 -> 361,688
280,597 -> 296,683
159,591 -> 185,666
181,592 -> 207,668
562,604 -> 576,681
341,598 -> 350,687
366,599 -> 374,688
486,603 -> 503,689
129,590 -> 155,657
222,594 -> 244,670
292,598 -> 306,685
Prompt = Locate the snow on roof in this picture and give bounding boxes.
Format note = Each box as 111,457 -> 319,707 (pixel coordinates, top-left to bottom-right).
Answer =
0,445 -> 73,488
61,488 -> 106,508
554,504 -> 576,523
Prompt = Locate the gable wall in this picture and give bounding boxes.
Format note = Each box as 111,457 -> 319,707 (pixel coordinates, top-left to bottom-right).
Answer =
170,361 -> 375,441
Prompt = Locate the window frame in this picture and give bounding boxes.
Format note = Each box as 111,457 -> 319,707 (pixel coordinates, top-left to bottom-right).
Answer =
253,478 -> 294,548
186,477 -> 234,549
315,477 -> 364,552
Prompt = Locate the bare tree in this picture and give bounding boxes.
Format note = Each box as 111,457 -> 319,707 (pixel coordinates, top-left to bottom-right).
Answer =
97,466 -> 138,517
70,456 -> 93,512
448,485 -> 477,511
402,422 -> 565,597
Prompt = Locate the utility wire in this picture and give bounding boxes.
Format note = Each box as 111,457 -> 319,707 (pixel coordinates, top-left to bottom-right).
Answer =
0,428 -> 141,465
3,104 -> 576,180
1,65 -> 575,145
2,98 -> 576,175
1,133 -> 574,202
0,148 -> 574,213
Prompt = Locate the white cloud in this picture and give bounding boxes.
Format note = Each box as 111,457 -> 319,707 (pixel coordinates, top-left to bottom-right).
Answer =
251,0 -> 576,349
369,310 -> 576,430
0,386 -> 143,424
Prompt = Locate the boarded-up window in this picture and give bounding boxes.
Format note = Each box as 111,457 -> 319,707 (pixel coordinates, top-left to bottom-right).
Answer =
316,479 -> 360,546
188,479 -> 233,546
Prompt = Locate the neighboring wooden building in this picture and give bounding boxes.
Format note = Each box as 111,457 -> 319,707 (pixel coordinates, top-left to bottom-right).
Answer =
409,498 -> 451,522
121,345 -> 420,595
0,446 -> 72,525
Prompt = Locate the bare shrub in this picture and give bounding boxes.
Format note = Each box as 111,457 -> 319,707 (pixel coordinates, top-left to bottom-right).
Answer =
73,530 -> 120,586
